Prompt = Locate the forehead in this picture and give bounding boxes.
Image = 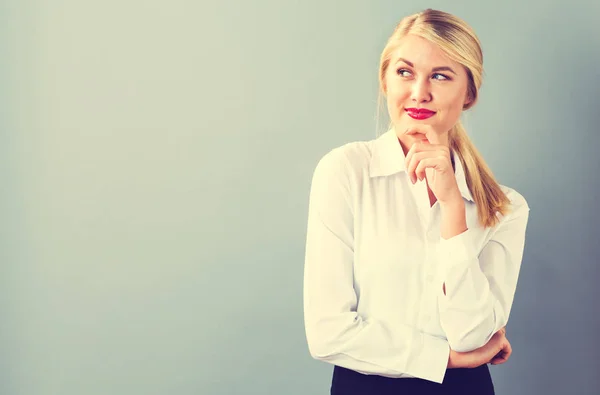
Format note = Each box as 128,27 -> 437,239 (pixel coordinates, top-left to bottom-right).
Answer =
391,34 -> 460,69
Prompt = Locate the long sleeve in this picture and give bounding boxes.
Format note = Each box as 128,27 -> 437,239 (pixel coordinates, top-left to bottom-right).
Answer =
436,193 -> 530,352
303,148 -> 450,384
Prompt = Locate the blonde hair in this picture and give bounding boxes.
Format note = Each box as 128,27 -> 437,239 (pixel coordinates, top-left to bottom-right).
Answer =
377,8 -> 510,228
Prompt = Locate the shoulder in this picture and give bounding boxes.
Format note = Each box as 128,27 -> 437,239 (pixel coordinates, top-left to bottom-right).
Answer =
312,137 -> 377,180
498,184 -> 530,220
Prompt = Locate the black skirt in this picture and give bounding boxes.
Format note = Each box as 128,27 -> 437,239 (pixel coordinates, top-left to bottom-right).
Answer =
330,364 -> 495,395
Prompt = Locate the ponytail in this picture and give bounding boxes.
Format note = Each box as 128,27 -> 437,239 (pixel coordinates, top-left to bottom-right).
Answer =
450,121 -> 511,228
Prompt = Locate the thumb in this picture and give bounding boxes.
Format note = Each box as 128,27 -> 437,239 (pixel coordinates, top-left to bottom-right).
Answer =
425,128 -> 441,145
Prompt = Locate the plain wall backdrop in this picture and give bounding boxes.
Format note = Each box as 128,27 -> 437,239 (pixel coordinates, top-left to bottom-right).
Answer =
2,0 -> 599,394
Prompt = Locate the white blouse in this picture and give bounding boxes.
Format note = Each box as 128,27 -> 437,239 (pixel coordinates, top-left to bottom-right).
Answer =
303,129 -> 530,384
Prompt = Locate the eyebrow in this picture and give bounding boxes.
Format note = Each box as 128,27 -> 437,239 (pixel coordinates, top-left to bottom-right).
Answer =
395,57 -> 457,75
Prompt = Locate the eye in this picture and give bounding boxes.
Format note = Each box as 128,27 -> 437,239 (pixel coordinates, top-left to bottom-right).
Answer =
396,68 -> 412,77
432,73 -> 450,81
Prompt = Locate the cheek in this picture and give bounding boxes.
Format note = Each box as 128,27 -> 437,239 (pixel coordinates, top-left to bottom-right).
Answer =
385,84 -> 402,105
386,92 -> 407,117
387,82 -> 410,98
386,88 -> 410,113
439,90 -> 466,114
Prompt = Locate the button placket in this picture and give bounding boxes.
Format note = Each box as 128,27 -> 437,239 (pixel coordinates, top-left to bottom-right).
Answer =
409,177 -> 441,331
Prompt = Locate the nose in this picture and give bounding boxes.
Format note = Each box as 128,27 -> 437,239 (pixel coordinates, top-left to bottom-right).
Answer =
410,78 -> 432,103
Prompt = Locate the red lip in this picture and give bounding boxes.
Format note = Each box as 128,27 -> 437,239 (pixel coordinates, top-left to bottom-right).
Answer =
405,108 -> 436,120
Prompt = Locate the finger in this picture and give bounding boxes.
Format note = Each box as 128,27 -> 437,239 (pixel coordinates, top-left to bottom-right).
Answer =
489,351 -> 507,365
404,141 -> 438,169
404,146 -> 417,183
405,143 -> 449,183
405,125 -> 435,137
490,355 -> 508,365
414,157 -> 437,181
405,125 -> 438,144
404,143 -> 417,180
425,130 -> 441,145
492,341 -> 512,365
407,151 -> 431,182
415,157 -> 449,181
411,153 -> 444,182
406,150 -> 437,183
504,340 -> 512,361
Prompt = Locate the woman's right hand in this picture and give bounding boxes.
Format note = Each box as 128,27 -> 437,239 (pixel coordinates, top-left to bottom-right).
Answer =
447,327 -> 512,369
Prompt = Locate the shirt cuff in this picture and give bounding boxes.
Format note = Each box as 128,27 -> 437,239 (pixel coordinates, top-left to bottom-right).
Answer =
438,228 -> 475,274
406,335 -> 450,384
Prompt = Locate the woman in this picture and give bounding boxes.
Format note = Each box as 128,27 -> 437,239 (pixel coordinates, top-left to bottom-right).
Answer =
303,8 -> 530,395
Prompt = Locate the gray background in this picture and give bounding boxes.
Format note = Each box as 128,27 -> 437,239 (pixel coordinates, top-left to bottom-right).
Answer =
2,0 -> 599,394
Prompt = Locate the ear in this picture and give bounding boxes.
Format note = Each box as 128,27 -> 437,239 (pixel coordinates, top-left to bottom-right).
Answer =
381,66 -> 390,96
463,93 -> 473,109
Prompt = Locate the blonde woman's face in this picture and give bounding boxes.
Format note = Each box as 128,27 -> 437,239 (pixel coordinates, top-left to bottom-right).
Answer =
383,34 -> 471,149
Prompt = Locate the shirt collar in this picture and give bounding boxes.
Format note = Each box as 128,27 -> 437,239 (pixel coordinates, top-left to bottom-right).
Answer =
369,129 -> 474,202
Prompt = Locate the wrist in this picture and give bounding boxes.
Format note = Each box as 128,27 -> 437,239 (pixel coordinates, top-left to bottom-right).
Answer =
440,199 -> 467,240
447,349 -> 456,368
439,196 -> 464,211
448,349 -> 462,368
448,349 -> 475,369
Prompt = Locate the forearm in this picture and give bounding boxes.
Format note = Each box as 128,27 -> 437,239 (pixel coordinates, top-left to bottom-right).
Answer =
439,298 -> 498,351
447,331 -> 504,369
437,199 -> 499,350
448,349 -> 471,369
439,198 -> 467,240
304,311 -> 450,382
